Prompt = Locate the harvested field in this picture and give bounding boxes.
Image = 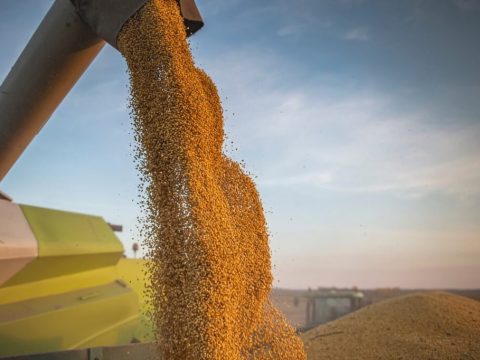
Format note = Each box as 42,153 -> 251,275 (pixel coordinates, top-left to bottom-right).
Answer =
301,292 -> 480,360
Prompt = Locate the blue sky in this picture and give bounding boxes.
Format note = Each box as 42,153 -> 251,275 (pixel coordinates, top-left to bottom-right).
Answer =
1,0 -> 479,289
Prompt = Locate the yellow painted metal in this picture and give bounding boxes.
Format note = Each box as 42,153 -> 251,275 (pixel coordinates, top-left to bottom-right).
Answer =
116,259 -> 149,310
0,266 -> 118,306
20,205 -> 123,257
116,259 -> 154,342
0,205 -> 154,357
0,282 -> 139,357
3,205 -> 123,288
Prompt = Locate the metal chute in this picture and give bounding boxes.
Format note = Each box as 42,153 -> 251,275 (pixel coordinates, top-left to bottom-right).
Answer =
0,0 -> 203,182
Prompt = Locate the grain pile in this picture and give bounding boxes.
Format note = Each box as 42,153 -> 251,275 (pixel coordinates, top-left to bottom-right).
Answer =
302,292 -> 480,360
117,0 -> 305,359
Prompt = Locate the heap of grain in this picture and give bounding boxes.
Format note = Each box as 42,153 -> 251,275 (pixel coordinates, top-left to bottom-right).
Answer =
302,292 -> 480,360
118,0 -> 306,359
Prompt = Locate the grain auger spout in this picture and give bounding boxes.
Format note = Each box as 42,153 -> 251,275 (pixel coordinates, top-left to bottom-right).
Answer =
0,0 -> 203,182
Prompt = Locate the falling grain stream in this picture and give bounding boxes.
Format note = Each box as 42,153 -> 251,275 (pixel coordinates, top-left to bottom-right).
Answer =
118,1 -> 306,359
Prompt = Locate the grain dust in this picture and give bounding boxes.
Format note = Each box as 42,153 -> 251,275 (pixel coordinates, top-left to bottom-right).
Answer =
117,0 -> 306,359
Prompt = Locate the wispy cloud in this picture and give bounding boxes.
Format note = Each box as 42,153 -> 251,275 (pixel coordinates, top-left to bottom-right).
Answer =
277,24 -> 307,37
202,45 -> 480,199
452,0 -> 480,11
261,171 -> 333,186
4,0 -> 479,288
199,0 -> 242,16
344,27 -> 370,42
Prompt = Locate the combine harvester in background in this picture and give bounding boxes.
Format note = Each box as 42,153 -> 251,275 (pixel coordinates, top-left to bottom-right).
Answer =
0,0 -> 203,358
